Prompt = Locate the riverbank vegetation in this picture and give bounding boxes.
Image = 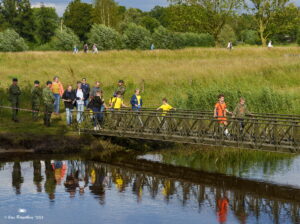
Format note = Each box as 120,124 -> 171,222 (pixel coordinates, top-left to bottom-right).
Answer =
0,47 -> 299,114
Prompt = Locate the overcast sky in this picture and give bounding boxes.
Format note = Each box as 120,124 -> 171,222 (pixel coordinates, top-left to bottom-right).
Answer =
31,0 -> 300,17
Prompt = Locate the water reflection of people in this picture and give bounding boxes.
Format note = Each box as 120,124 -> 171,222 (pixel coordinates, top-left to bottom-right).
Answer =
52,160 -> 67,185
89,166 -> 108,205
44,160 -> 56,201
162,179 -> 175,202
33,160 -> 43,192
12,162 -> 24,195
217,197 -> 229,224
132,174 -> 144,203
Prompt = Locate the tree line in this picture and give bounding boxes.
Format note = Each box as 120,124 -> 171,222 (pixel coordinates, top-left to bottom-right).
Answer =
0,0 -> 300,51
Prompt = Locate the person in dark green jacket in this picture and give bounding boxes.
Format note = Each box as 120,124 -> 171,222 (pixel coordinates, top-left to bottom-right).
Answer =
8,78 -> 21,122
31,80 -> 42,121
43,81 -> 55,127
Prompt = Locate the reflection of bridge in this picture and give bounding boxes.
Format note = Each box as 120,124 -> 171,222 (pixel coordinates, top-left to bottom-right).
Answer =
74,109 -> 300,153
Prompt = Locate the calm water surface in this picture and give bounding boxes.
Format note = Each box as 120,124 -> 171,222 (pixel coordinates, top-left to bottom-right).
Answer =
0,152 -> 299,224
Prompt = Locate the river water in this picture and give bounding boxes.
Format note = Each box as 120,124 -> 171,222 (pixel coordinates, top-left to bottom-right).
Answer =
0,149 -> 299,224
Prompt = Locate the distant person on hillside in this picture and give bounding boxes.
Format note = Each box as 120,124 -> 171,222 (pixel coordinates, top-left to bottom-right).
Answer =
92,44 -> 98,54
8,78 -> 21,122
43,81 -> 55,127
114,80 -> 126,97
31,80 -> 42,121
268,40 -> 273,49
227,41 -> 233,51
232,97 -> 252,131
73,45 -> 78,54
83,44 -> 88,53
150,43 -> 155,50
214,94 -> 232,136
81,78 -> 90,107
130,89 -> 143,111
109,91 -> 127,110
62,85 -> 76,126
75,81 -> 86,123
90,81 -> 101,99
51,76 -> 64,116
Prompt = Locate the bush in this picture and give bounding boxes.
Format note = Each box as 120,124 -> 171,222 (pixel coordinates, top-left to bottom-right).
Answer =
181,32 -> 215,47
51,27 -> 80,51
174,83 -> 293,114
152,26 -> 185,49
88,24 -> 122,50
122,23 -> 152,50
297,27 -> 300,46
0,29 -> 28,52
240,30 -> 259,45
218,24 -> 237,47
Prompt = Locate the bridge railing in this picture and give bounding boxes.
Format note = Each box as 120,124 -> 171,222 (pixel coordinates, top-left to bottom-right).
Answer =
71,109 -> 300,152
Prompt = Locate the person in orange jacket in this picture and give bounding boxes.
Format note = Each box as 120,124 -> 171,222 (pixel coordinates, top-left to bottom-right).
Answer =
51,76 -> 64,115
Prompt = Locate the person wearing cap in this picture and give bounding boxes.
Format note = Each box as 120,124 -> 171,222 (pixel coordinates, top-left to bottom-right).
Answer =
31,80 -> 42,121
8,78 -> 21,122
43,81 -> 55,127
114,80 -> 126,97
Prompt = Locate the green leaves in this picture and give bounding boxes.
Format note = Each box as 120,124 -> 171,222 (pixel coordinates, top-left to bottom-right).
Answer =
122,23 -> 152,50
50,27 -> 80,51
0,29 -> 28,52
88,24 -> 122,50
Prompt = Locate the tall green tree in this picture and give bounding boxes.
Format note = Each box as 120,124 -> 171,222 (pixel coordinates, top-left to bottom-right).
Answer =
168,0 -> 244,41
93,0 -> 121,28
63,0 -> 93,41
33,6 -> 58,44
1,0 -> 35,42
249,0 -> 289,46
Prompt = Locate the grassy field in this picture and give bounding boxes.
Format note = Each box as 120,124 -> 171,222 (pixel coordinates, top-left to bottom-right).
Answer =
0,46 -> 300,115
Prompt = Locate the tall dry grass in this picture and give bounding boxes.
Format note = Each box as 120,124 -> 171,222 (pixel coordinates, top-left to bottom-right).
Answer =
0,47 -> 300,110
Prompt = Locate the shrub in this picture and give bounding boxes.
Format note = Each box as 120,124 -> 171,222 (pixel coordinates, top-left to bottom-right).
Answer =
218,24 -> 237,47
0,29 -> 28,52
297,27 -> 300,46
51,27 -> 80,51
152,26 -> 185,49
174,83 -> 293,114
181,32 -> 215,47
122,23 -> 152,50
88,24 -> 122,50
240,30 -> 259,45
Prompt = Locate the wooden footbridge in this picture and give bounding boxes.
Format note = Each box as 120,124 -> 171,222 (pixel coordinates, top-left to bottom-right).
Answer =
74,109 -> 300,153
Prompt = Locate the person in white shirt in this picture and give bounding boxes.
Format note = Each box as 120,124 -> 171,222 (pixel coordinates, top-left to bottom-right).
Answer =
75,81 -> 85,123
268,40 -> 273,49
92,44 -> 98,54
227,41 -> 233,50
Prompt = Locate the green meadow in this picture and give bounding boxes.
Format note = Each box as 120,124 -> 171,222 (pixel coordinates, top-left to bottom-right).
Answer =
0,46 -> 300,134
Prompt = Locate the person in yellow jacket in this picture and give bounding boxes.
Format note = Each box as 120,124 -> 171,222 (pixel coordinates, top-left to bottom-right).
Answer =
109,91 -> 127,110
157,98 -> 175,115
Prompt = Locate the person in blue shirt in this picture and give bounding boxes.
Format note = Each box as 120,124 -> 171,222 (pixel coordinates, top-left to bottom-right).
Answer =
130,89 -> 143,111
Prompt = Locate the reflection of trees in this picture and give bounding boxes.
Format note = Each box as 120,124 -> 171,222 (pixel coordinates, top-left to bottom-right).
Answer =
33,160 -> 43,193
44,160 -> 56,201
12,162 -> 23,195
160,149 -> 294,178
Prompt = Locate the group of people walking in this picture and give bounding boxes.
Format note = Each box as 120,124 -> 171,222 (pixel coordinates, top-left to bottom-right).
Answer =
6,77 -> 251,132
6,78 -> 155,127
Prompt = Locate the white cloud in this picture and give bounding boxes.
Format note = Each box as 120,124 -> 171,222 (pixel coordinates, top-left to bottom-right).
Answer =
31,2 -> 68,16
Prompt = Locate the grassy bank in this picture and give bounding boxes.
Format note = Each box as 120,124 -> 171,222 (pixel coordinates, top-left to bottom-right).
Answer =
0,47 -> 300,134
